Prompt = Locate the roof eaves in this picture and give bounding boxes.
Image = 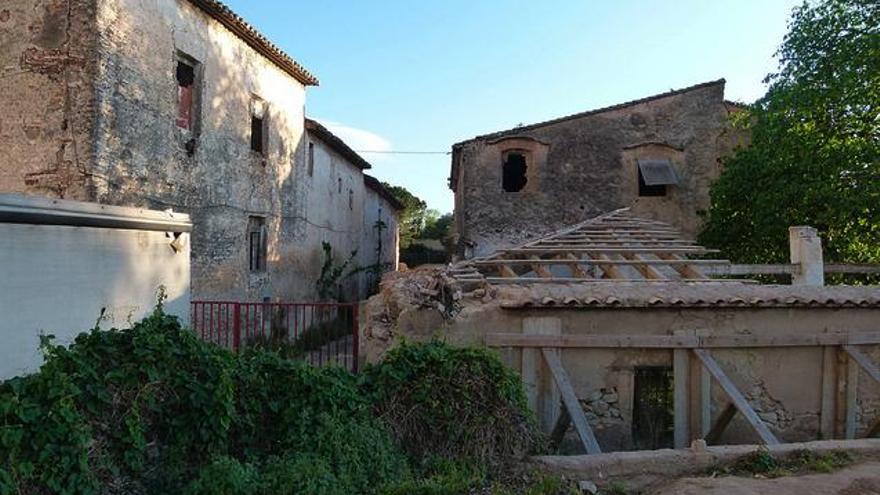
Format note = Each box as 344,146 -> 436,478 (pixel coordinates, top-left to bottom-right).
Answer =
364,175 -> 405,211
305,118 -> 371,171
185,0 -> 319,86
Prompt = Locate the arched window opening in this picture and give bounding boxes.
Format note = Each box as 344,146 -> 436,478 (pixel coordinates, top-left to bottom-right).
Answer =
502,151 -> 528,192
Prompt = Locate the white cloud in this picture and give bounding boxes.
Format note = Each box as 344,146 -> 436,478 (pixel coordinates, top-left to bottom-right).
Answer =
314,119 -> 393,156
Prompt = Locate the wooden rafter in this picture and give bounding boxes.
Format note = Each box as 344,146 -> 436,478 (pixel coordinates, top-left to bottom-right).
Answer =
452,209 -> 732,285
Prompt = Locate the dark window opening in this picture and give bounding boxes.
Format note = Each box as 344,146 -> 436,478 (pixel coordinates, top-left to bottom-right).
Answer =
348,189 -> 354,210
248,216 -> 267,272
337,177 -> 342,194
308,142 -> 315,176
638,168 -> 666,197
632,366 -> 674,450
176,59 -> 196,130
502,152 -> 528,192
251,115 -> 264,154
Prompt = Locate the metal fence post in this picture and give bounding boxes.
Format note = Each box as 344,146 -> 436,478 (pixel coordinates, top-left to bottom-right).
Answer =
232,302 -> 242,352
352,304 -> 360,373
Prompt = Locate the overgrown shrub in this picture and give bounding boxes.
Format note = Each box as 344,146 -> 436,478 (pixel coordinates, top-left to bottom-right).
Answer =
1,309 -> 544,494
363,341 -> 539,469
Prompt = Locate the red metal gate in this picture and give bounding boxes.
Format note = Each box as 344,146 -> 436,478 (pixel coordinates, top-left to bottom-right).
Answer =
190,301 -> 360,372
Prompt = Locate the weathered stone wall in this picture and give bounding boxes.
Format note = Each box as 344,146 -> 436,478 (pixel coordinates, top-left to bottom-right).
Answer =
362,273 -> 880,451
0,0 -> 98,199
86,0 -> 308,301
452,81 -> 749,258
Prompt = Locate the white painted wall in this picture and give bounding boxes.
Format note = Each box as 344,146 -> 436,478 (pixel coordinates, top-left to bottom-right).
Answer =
0,197 -> 190,379
360,186 -> 400,298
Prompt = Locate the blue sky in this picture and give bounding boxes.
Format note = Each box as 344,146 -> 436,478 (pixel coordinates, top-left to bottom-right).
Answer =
224,0 -> 801,213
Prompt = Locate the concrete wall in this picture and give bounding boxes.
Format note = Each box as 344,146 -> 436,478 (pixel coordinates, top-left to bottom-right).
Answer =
0,196 -> 190,379
452,82 -> 749,258
0,0 -> 98,199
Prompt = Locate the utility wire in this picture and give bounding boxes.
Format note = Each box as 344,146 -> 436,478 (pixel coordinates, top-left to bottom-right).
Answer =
355,150 -> 451,155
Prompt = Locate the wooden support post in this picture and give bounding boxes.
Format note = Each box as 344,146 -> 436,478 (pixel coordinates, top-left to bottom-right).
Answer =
704,403 -> 737,445
521,318 -> 561,433
700,365 -> 712,438
541,348 -> 602,455
820,346 -> 837,440
692,349 -> 780,445
846,354 -> 859,439
673,343 -> 690,448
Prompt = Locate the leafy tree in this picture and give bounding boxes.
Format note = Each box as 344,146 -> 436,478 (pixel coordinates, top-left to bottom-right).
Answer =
383,182 -> 428,248
422,211 -> 453,241
700,0 -> 879,265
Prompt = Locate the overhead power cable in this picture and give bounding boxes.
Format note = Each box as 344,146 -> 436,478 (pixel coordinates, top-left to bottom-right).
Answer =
355,150 -> 451,155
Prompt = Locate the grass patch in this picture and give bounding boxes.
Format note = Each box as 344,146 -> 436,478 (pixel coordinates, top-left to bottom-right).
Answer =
709,448 -> 855,478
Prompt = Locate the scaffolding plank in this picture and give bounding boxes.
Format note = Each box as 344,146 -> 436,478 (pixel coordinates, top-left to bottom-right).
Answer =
541,348 -> 602,454
692,349 -> 780,445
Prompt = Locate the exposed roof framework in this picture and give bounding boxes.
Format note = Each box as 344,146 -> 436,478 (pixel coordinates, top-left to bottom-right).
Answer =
451,209 -> 745,285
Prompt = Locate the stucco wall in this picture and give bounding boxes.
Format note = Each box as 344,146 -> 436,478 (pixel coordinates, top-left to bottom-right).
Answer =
452,82 -> 749,258
0,222 -> 190,379
290,132 -> 368,301
361,185 -> 400,299
0,0 -> 98,199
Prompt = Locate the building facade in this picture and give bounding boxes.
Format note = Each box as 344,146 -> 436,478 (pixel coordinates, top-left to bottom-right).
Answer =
1,0 -> 399,301
449,80 -> 748,258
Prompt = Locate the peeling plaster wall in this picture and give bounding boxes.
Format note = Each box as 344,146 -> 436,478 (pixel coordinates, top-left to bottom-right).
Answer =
453,83 -> 749,258
89,0 -> 307,301
289,133 -> 367,301
363,285 -> 880,451
360,187 -> 400,299
0,0 -> 98,199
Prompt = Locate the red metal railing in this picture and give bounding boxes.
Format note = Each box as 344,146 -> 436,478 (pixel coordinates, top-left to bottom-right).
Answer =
190,301 -> 360,372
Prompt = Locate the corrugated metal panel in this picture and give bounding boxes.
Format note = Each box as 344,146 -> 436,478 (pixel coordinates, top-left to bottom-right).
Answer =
638,159 -> 679,186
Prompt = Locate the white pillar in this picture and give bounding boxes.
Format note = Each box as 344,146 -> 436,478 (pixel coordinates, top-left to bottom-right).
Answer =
789,226 -> 824,286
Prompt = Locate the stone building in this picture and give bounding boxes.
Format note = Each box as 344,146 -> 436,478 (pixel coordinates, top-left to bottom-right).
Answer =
449,80 -> 748,259
0,0 -> 400,301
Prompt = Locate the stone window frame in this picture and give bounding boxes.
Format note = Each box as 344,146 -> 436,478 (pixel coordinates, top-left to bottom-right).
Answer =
621,142 -> 685,202
174,50 -> 203,137
487,135 -> 550,194
249,96 -> 269,159
501,148 -> 531,193
247,215 -> 268,273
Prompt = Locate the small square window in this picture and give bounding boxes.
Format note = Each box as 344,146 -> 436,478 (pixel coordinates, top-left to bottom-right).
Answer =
248,216 -> 267,272
637,159 -> 677,197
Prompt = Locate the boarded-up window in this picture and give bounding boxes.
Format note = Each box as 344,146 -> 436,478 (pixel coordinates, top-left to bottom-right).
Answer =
176,57 -> 197,130
637,159 -> 677,197
502,151 -> 528,192
248,216 -> 267,272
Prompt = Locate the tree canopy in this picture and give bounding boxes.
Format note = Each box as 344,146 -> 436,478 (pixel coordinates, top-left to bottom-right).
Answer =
382,182 -> 428,249
699,0 -> 879,264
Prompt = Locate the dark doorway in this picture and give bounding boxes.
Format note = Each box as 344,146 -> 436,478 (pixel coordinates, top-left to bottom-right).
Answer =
631,366 -> 674,450
502,152 -> 528,192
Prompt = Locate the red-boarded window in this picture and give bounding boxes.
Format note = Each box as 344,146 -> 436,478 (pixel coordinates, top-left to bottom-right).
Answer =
176,60 -> 195,130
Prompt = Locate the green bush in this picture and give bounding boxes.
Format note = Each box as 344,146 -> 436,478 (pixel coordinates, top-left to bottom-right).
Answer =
363,341 -> 539,468
0,308 -> 542,494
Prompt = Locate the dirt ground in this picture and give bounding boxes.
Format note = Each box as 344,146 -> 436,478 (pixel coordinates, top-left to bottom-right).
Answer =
649,461 -> 880,495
